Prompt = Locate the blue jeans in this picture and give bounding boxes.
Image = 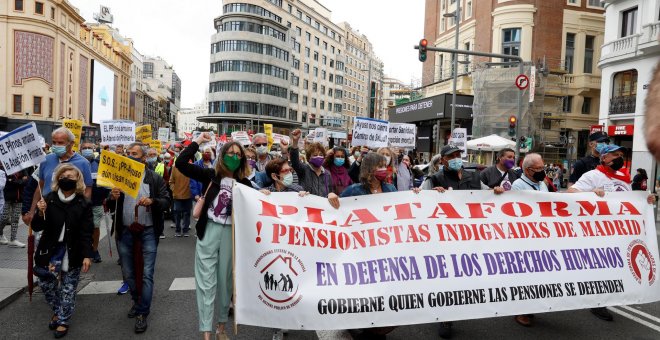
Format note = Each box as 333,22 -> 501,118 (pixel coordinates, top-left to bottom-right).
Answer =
38,267 -> 81,326
118,227 -> 158,316
173,199 -> 192,233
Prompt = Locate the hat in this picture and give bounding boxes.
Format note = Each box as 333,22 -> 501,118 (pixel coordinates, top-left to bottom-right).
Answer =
589,131 -> 609,142
441,145 -> 461,157
598,144 -> 627,155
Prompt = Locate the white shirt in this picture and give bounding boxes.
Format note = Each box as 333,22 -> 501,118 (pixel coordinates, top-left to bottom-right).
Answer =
571,169 -> 632,192
208,178 -> 235,224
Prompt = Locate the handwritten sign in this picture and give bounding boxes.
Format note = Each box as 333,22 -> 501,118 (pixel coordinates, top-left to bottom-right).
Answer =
62,119 -> 83,152
100,121 -> 136,146
388,123 -> 417,148
351,117 -> 389,148
157,127 -> 170,142
0,123 -> 46,175
136,125 -> 152,143
96,150 -> 145,198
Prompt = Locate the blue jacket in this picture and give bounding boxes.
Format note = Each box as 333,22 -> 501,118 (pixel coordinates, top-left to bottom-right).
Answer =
340,182 -> 397,197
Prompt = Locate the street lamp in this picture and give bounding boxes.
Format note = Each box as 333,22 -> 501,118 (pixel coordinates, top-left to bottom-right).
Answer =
443,1 -> 461,132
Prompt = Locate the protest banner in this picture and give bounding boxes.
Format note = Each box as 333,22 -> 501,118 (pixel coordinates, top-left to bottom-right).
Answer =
231,131 -> 252,146
170,132 -> 177,141
388,123 -> 417,148
234,186 -> 660,330
136,124 -> 153,143
150,140 -> 162,151
449,128 -> 468,158
273,133 -> 290,145
351,117 -> 389,148
62,119 -> 83,152
96,150 -> 145,198
157,127 -> 170,142
100,121 -> 135,146
193,131 -> 217,149
264,124 -> 274,150
0,123 -> 46,176
313,128 -> 328,147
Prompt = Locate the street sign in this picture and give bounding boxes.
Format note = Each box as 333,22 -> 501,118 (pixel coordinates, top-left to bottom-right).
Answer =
515,74 -> 529,90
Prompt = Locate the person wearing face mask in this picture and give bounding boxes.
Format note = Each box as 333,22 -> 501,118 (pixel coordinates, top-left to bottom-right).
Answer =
190,147 -> 217,204
422,145 -> 481,192
23,127 -> 92,227
260,158 -> 306,194
108,143 -> 171,334
289,129 -> 339,208
567,144 -> 656,322
169,155 -> 192,238
175,133 -> 254,340
396,155 -> 414,191
323,147 -> 353,195
479,148 -> 520,194
145,148 -> 159,171
348,146 -> 370,183
568,131 -> 610,186
377,147 -> 397,185
348,146 -> 360,165
80,141 -> 109,263
252,133 -> 272,173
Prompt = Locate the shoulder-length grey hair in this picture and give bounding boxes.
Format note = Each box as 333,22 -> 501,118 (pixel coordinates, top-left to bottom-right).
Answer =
51,164 -> 86,194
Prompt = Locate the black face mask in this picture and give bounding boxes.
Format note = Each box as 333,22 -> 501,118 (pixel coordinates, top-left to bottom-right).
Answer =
607,157 -> 624,171
531,169 -> 546,182
58,178 -> 77,191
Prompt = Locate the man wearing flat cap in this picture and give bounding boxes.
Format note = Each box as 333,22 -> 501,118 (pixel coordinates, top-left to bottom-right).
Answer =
568,131 -> 610,186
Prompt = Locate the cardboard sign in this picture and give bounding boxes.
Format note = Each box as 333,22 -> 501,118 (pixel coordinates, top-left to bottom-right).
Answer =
96,150 -> 145,198
273,133 -> 290,146
149,140 -> 162,151
448,128 -> 468,158
231,131 -> 252,146
264,124 -> 274,150
62,119 -> 83,152
351,117 -> 389,148
193,131 -> 217,149
136,125 -> 152,143
0,123 -> 46,175
157,127 -> 170,142
100,121 -> 136,146
388,123 -> 417,148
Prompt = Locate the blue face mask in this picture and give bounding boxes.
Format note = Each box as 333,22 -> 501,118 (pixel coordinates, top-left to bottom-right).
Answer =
447,158 -> 463,171
51,145 -> 67,157
334,158 -> 345,167
81,149 -> 94,159
147,157 -> 158,164
596,142 -> 608,154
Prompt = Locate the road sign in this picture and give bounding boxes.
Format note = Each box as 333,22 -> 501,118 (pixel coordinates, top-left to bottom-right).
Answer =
515,74 -> 529,90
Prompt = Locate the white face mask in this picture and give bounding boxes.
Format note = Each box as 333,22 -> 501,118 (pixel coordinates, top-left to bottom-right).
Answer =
281,172 -> 293,187
384,156 -> 391,165
256,145 -> 268,155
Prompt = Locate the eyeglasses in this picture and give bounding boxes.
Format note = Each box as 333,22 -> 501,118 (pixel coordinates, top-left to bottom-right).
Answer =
254,143 -> 267,147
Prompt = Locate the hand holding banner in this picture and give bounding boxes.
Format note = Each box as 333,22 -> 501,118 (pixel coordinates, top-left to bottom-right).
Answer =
0,123 -> 46,175
62,119 -> 83,152
101,121 -> 136,146
96,150 -> 145,198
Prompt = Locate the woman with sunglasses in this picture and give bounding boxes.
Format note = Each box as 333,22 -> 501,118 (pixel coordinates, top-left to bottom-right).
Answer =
175,133 -> 253,340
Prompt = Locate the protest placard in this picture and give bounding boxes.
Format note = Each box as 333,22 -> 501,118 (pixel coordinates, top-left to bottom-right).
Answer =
193,131 -> 217,149
0,123 -> 46,175
449,128 -> 468,158
100,121 -> 136,146
264,124 -> 274,150
157,127 -> 170,142
352,117 -> 389,148
170,132 -> 177,141
96,150 -> 145,198
388,123 -> 417,148
231,131 -> 252,146
62,119 -> 83,152
312,128 -> 328,146
272,133 -> 290,145
136,125 -> 152,143
234,187 -> 660,330
150,140 -> 162,151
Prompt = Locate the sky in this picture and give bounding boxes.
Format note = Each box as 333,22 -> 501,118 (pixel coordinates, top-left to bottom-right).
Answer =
74,0 -> 424,108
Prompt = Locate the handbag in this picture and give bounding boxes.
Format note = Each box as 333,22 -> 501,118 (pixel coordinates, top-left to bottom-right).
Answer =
193,183 -> 213,219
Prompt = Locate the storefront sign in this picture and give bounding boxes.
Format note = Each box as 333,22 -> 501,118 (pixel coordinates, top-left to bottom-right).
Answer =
608,125 -> 634,136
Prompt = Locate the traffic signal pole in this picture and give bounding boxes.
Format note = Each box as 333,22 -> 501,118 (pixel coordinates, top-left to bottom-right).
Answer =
415,45 -> 526,163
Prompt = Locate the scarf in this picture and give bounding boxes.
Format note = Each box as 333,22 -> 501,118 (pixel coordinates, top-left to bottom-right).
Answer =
57,189 -> 76,203
328,165 -> 352,194
596,165 -> 632,184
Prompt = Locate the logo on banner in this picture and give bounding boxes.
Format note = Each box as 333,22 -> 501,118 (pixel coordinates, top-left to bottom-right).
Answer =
627,240 -> 656,285
255,249 -> 305,310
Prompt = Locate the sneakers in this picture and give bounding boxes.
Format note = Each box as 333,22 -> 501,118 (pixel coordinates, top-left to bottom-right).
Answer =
174,233 -> 182,237
183,232 -> 190,237
92,251 -> 102,263
438,321 -> 453,339
117,282 -> 129,295
134,315 -> 148,333
0,235 -> 8,245
591,307 -> 614,321
127,304 -> 137,318
170,223 -> 175,229
159,234 -> 166,239
8,240 -> 26,248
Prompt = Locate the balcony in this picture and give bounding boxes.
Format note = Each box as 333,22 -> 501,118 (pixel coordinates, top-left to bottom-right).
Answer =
639,21 -> 660,53
600,34 -> 641,63
563,74 -> 601,93
609,95 -> 636,115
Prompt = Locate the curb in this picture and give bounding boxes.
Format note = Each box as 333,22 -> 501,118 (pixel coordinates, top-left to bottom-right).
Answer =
0,286 -> 27,310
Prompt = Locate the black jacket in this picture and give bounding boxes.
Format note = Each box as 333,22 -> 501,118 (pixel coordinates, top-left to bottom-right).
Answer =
32,191 -> 94,269
3,169 -> 29,203
429,169 -> 481,190
175,142 -> 252,240
569,155 -> 600,183
108,168 -> 171,241
480,165 -> 520,189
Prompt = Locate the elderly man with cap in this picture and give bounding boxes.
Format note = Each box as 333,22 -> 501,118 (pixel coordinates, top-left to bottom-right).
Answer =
568,131 -> 609,186
422,145 -> 481,192
568,144 -> 656,322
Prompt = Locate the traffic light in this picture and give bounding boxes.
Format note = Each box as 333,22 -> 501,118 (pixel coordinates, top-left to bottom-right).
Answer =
519,136 -> 526,149
432,124 -> 438,137
419,39 -> 428,62
508,116 -> 517,137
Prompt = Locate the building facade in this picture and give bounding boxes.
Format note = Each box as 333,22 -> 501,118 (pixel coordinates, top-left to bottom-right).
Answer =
598,0 -> 660,179
421,0 -> 606,164
381,76 -> 411,121
143,56 -> 181,134
202,0 -> 384,141
177,103 -> 213,138
0,0 -> 131,141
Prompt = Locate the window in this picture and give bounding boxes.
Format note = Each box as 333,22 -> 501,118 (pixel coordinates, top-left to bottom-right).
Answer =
312,98 -> 317,108
33,96 -> 42,115
466,1 -> 472,17
621,7 -> 638,37
305,47 -> 310,57
315,37 -> 319,46
35,1 -> 43,14
306,32 -> 311,41
312,82 -> 318,92
303,80 -> 308,89
587,0 -> 604,8
303,96 -> 308,105
502,28 -> 521,62
322,56 -> 327,65
584,35 -> 594,73
562,96 -> 573,113
13,95 -> 22,113
296,26 -> 301,36
313,51 -> 318,61
611,69 -> 638,114
565,33 -> 575,73
567,0 -> 578,4
288,4 -> 292,13
50,6 -> 55,19
304,63 -> 309,73
582,97 -> 592,115
15,0 -> 23,11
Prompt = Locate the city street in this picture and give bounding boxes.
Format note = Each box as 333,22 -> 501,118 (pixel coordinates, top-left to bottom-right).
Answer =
2,218 -> 660,339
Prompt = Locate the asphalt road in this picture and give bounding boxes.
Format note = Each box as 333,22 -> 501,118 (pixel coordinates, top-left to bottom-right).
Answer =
2,219 -> 660,340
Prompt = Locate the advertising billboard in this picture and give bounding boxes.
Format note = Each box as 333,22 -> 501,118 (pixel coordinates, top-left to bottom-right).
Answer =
91,60 -> 115,124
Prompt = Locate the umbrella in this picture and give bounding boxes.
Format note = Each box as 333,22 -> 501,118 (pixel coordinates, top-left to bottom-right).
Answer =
27,224 -> 34,302
128,205 -> 145,299
101,200 -> 113,258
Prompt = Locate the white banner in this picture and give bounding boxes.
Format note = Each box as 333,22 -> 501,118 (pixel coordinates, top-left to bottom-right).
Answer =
273,133 -> 290,145
388,123 -> 417,148
0,123 -> 46,175
234,187 -> 660,330
351,117 -> 389,148
193,131 -> 216,148
449,128 -> 468,159
313,128 -> 328,146
100,121 -> 135,146
231,131 -> 252,146
157,127 -> 170,142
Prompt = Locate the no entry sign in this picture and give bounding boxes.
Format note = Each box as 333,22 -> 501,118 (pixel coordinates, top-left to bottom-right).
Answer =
515,74 -> 529,90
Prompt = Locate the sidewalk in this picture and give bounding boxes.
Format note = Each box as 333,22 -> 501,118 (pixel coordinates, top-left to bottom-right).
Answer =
0,222 -> 29,310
